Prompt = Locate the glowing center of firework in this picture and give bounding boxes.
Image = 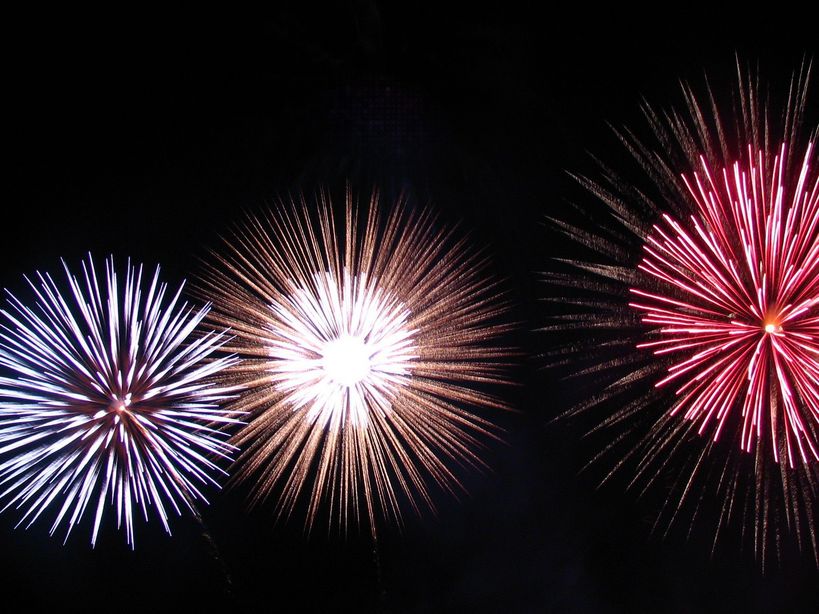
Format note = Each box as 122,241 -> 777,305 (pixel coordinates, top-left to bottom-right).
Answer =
110,395 -> 132,414
321,334 -> 372,386
762,312 -> 784,335
268,270 -> 419,428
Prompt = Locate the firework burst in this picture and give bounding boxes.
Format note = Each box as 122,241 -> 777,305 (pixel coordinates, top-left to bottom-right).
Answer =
199,190 -> 511,533
0,255 -> 239,547
546,60 -> 819,563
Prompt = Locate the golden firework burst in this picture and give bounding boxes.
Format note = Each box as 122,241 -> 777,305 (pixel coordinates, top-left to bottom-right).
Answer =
199,190 -> 513,533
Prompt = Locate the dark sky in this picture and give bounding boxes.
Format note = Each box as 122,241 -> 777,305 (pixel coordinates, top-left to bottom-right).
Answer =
3,4 -> 818,612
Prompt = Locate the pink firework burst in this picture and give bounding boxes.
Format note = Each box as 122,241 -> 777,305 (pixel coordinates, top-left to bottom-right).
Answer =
632,142 -> 819,467
546,60 -> 819,564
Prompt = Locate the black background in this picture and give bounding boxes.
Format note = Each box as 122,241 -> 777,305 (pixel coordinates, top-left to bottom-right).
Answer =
3,4 -> 818,612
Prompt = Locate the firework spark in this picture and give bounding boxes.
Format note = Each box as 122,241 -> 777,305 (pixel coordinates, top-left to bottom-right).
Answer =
199,190 -> 511,533
546,61 -> 819,563
0,255 -> 239,547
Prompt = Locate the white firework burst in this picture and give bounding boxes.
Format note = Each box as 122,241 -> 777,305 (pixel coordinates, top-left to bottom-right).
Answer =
200,190 -> 512,532
0,255 -> 239,547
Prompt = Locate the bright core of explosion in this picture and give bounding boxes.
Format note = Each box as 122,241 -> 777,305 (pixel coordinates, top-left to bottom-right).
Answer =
266,270 -> 417,428
322,335 -> 371,385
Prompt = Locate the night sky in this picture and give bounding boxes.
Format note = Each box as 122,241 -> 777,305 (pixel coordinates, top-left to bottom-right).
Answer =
3,5 -> 818,612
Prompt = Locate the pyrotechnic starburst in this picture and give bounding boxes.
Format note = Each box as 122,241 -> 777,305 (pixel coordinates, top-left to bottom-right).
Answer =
199,190 -> 511,533
546,60 -> 819,563
0,255 -> 239,547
